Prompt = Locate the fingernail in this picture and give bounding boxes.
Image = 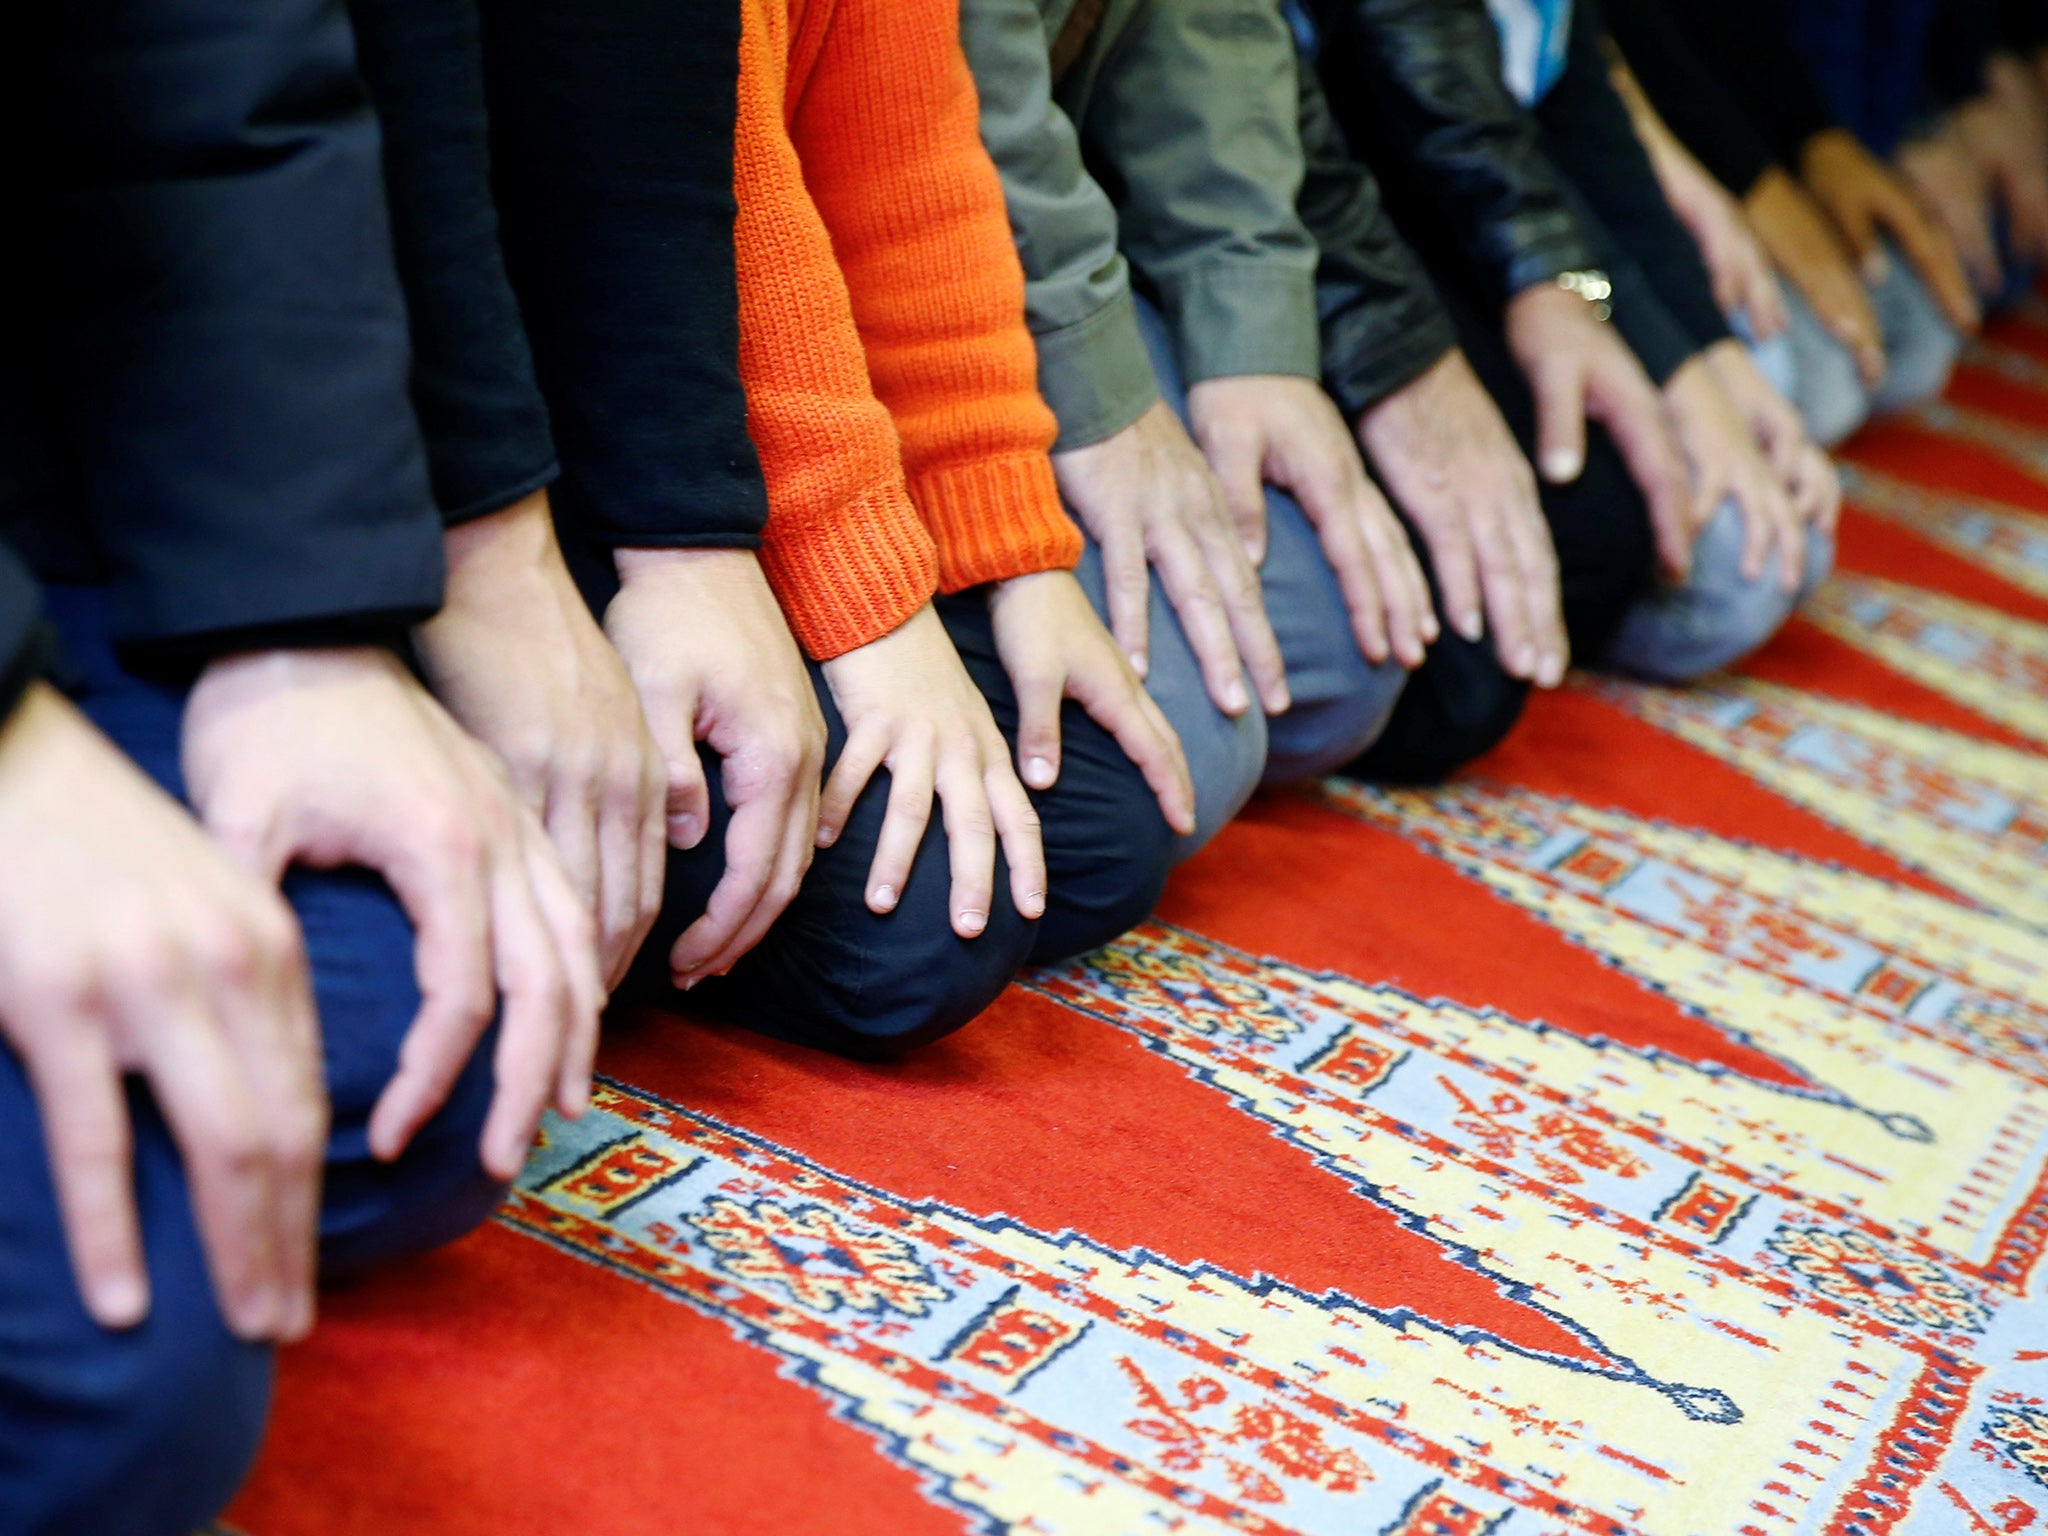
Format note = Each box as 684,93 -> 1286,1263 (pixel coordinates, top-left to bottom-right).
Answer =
1860,248 -> 1890,284
1223,678 -> 1250,714
1514,643 -> 1537,676
871,884 -> 898,912
92,1272 -> 149,1329
957,909 -> 987,935
670,813 -> 702,850
1025,755 -> 1056,789
1130,650 -> 1150,680
1458,611 -> 1484,642
1541,449 -> 1582,483
815,823 -> 838,848
1422,614 -> 1441,643
1538,654 -> 1566,688
1023,890 -> 1047,918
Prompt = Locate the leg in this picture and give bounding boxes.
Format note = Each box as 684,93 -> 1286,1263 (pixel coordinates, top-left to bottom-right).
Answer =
0,1066 -> 271,1536
1778,285 -> 1876,448
1602,501 -> 1837,683
1867,238 -> 1963,416
1126,295 -> 1406,791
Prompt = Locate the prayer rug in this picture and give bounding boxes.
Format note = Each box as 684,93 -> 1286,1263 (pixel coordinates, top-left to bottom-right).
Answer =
221,324 -> 2048,1536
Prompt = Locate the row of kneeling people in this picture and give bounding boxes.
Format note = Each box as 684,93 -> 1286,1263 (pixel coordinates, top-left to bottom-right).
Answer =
4,0 -> 2040,1530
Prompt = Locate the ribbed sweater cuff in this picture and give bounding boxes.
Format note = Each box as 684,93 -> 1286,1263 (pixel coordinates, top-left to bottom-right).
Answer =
912,453 -> 1083,592
759,481 -> 939,660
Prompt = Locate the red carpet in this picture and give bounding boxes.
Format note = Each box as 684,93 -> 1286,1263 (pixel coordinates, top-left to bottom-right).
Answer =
220,339 -> 2048,1535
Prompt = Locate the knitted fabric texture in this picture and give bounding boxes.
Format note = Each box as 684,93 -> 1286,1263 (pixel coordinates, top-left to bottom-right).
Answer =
735,0 -> 1081,658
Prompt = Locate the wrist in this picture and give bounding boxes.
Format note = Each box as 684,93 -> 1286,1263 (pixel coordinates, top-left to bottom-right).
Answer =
614,545 -> 762,588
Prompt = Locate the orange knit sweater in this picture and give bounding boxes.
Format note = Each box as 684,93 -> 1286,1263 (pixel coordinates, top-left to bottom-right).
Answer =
735,0 -> 1082,659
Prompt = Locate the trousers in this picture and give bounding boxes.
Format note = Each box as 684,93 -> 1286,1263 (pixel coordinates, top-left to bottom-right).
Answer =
0,585 -> 506,1536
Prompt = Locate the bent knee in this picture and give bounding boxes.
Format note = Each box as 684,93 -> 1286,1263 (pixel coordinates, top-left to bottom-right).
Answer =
1264,652 -> 1406,785
1161,684 -> 1267,862
1347,641 -> 1528,785
1604,504 -> 1805,683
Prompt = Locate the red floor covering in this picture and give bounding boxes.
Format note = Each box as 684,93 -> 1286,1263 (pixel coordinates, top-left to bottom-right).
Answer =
222,332 -> 2048,1535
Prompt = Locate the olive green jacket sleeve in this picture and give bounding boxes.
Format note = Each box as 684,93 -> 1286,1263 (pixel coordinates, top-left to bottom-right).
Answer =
1068,0 -> 1322,389
958,0 -> 1160,451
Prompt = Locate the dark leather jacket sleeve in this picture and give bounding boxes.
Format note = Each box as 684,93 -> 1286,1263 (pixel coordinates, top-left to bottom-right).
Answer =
1313,0 -> 1597,304
1295,63 -> 1457,418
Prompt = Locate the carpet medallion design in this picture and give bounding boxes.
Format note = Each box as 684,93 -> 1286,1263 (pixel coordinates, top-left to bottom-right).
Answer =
222,316 -> 2048,1534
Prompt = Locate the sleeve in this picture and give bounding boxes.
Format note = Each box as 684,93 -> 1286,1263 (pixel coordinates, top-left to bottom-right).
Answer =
1534,3 -> 1730,356
958,0 -> 1161,450
348,0 -> 558,525
1321,0 -> 1600,303
36,0 -> 445,649
1295,62 -> 1459,417
1678,0 -> 1844,162
479,0 -> 770,549
1602,0 -> 1783,196
731,0 -> 936,659
791,0 -> 1081,594
1075,0 -> 1321,386
0,547 -> 46,725
1927,0 -> 1999,111
2000,0 -> 2048,53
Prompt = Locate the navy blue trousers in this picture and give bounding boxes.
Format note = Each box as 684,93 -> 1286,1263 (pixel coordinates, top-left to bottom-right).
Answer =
0,587 -> 507,1536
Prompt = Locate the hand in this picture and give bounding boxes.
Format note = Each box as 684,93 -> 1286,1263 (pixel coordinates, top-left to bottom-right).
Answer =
1664,353 -> 1806,593
1051,401 -> 1288,719
1503,282 -> 1694,578
1896,121 -> 2002,297
1745,165 -> 1886,386
1800,127 -> 1980,333
1958,56 -> 2048,268
987,569 -> 1195,834
817,605 -> 1046,939
605,547 -> 826,988
182,647 -> 601,1184
1703,338 -> 1841,537
1355,349 -> 1566,686
0,684 -> 322,1342
1187,374 -> 1434,669
414,491 -> 666,989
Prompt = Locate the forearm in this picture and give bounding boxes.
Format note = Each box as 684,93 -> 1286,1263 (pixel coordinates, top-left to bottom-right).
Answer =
958,0 -> 1159,450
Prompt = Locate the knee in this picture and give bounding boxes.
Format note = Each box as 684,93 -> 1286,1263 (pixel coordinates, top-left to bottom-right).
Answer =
1263,652 -> 1406,784
287,868 -> 507,1276
1604,502 -> 1802,683
1869,259 -> 1962,416
1028,715 -> 1176,967
1349,638 -> 1528,785
1161,683 -> 1267,861
1784,307 -> 1872,449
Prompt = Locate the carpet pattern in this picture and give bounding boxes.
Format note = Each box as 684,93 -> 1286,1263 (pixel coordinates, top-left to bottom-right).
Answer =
219,313 -> 2048,1535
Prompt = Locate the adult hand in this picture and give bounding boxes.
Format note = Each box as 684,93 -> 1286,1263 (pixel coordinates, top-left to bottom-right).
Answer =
605,547 -> 826,989
1703,338 -> 1841,537
987,569 -> 1195,834
1800,127 -> 1980,333
1958,56 -> 2048,268
818,605 -> 1046,940
1665,353 -> 1806,593
1187,374 -> 1434,669
1896,120 -> 2002,297
1745,165 -> 1886,387
1051,401 -> 1288,719
182,647 -> 602,1186
0,684 -> 322,1342
1503,282 -> 1694,578
414,491 -> 666,989
1355,349 -> 1566,686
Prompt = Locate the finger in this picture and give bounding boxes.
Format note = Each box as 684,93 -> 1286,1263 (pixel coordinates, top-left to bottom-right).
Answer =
520,827 -> 604,1124
983,754 -> 1046,926
815,724 -> 887,852
1805,446 -> 1844,536
1189,496 -> 1291,713
867,742 -> 936,918
1149,518 -> 1252,715
1101,531 -> 1153,681
1591,371 -> 1693,578
1530,360 -> 1589,484
1358,504 -> 1432,668
937,751 -> 996,937
670,761 -> 806,980
691,778 -> 816,981
1801,264 -> 1887,385
594,764 -> 651,990
641,683 -> 710,853
1465,496 -> 1540,681
1413,490 -> 1486,646
1204,426 -> 1270,565
1071,665 -> 1198,835
1310,495 -> 1389,665
28,1032 -> 149,1330
367,832 -> 494,1163
1878,196 -> 1981,332
637,746 -> 669,938
541,789 -> 601,945
1499,476 -> 1569,684
128,986 -> 281,1341
1750,263 -> 1791,338
478,844 -> 573,1181
1012,663 -> 1065,792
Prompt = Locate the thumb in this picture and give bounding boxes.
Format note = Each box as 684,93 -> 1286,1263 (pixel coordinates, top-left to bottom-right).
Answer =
1530,361 -> 1589,485
640,683 -> 710,851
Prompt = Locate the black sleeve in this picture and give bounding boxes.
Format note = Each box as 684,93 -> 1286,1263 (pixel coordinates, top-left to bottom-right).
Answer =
2001,0 -> 2048,53
0,548 -> 46,725
31,0 -> 445,650
1317,0 -> 1600,304
349,0 -> 558,525
480,0 -> 768,550
1602,0 -> 1782,196
1295,63 -> 1458,418
1928,0 -> 1998,110
1534,2 -> 1730,358
1678,0 -> 1842,161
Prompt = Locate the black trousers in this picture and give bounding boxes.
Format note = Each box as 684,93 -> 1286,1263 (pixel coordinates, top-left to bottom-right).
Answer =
611,588 -> 1175,1060
1349,247 -> 1657,784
